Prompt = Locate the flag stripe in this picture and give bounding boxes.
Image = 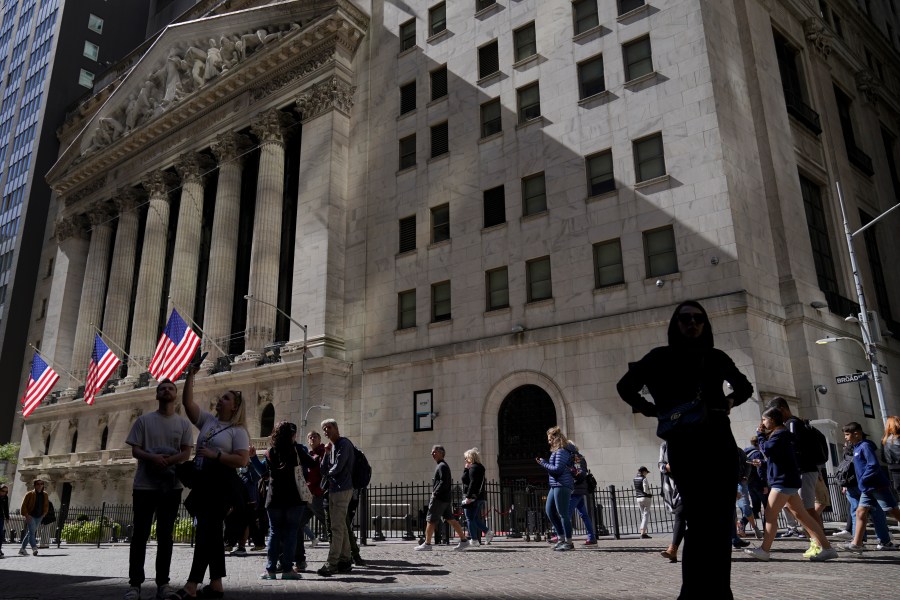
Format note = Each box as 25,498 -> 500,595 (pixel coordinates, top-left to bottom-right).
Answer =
22,353 -> 60,417
149,309 -> 201,382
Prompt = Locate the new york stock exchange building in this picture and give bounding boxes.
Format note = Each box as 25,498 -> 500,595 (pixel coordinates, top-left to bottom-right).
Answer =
10,0 -> 900,509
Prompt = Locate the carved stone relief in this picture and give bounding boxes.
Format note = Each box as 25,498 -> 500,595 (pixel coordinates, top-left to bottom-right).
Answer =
211,131 -> 252,164
803,17 -> 832,59
294,76 -> 356,122
141,170 -> 179,198
54,214 -> 90,242
251,108 -> 295,144
62,176 -> 107,206
175,151 -> 215,185
855,69 -> 880,103
250,47 -> 336,102
68,417 -> 79,430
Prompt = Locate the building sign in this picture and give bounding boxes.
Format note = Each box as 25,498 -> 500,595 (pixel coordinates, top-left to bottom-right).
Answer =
414,389 -> 433,432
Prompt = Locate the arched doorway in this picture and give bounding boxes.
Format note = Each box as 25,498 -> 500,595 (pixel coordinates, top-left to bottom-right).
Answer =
497,384 -> 557,484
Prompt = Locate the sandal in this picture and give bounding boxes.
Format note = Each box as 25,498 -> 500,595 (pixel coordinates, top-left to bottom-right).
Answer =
198,586 -> 225,599
166,590 -> 197,600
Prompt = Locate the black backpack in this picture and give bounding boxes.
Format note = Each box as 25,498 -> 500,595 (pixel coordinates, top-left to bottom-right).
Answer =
801,420 -> 830,465
585,472 -> 598,494
352,445 -> 372,490
41,501 -> 56,525
835,453 -> 856,487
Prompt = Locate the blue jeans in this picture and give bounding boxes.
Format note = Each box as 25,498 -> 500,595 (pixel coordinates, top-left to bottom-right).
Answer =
20,517 -> 39,551
266,506 -> 303,573
464,500 -> 489,541
571,495 -> 595,541
545,486 -> 573,541
846,486 -> 891,543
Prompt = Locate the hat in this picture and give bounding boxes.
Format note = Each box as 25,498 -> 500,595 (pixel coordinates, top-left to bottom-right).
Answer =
638,466 -> 649,474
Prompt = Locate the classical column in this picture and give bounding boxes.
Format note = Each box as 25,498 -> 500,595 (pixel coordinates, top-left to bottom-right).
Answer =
170,152 -> 214,321
202,132 -> 250,367
102,189 -> 144,360
69,202 -> 116,381
122,170 -> 177,383
240,108 -> 295,359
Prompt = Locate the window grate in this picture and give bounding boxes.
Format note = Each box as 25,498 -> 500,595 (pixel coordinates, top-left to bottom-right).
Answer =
400,81 -> 416,115
399,215 -> 416,254
431,66 -> 448,100
431,121 -> 449,158
479,41 -> 499,79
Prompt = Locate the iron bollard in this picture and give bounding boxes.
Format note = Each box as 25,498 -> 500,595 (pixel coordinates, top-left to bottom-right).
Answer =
403,514 -> 416,540
608,485 -> 620,540
373,515 -> 386,541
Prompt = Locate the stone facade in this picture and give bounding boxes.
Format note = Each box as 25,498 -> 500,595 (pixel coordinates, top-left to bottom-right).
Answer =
8,0 -> 899,508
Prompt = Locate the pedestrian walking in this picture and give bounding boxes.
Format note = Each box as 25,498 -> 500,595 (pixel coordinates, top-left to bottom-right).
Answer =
658,441 -> 683,562
634,467 -> 653,539
461,448 -> 493,545
568,442 -> 596,545
882,416 -> 900,501
18,479 -> 49,557
536,426 -> 575,551
0,484 -> 10,558
415,445 -> 470,552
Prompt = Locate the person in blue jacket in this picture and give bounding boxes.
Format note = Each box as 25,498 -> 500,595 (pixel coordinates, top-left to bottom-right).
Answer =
843,421 -> 900,554
536,426 -> 574,551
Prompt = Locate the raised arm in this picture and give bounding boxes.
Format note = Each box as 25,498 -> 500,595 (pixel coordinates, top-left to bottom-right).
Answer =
181,366 -> 201,424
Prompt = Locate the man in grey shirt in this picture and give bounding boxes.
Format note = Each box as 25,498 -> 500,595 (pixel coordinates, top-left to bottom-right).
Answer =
124,378 -> 193,600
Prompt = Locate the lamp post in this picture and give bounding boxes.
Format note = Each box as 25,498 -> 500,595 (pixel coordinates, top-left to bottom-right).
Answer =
303,404 -> 331,427
244,294 -> 308,415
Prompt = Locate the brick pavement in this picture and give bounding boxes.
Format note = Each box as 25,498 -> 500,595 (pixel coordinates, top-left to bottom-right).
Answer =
0,533 -> 898,600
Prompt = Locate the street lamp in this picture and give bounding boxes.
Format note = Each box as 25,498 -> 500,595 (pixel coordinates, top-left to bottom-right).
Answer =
244,294 -> 308,415
815,336 -> 866,354
302,404 -> 331,427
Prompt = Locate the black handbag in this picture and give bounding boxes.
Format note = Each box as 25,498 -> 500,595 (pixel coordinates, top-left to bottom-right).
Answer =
656,393 -> 707,440
41,501 -> 56,525
175,461 -> 199,489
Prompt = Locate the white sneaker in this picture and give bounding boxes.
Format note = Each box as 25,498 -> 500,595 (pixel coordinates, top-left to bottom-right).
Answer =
744,547 -> 770,561
876,541 -> 897,550
123,586 -> 140,600
310,536 -> 318,548
453,539 -> 470,551
485,530 -> 495,544
831,529 -> 852,539
810,547 -> 838,561
843,543 -> 865,554
414,542 -> 432,551
469,539 -> 481,546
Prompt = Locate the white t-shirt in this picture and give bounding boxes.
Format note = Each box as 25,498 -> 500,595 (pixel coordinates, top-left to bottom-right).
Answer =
195,410 -> 250,458
126,410 -> 193,491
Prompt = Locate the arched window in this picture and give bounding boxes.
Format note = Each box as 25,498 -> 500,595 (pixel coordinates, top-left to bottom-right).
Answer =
100,426 -> 109,451
70,430 -> 78,453
260,403 -> 275,437
44,435 -> 51,455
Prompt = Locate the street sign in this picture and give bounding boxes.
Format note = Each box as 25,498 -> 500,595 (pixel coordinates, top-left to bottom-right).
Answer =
835,373 -> 869,384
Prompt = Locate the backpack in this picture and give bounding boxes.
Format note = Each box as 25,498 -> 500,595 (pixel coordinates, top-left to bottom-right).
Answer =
352,445 -> 372,489
835,453 -> 856,487
571,452 -> 587,484
585,472 -> 598,494
799,419 -> 830,465
41,501 -> 56,525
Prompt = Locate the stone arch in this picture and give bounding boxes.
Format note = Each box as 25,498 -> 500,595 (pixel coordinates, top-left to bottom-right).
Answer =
100,426 -> 109,451
70,430 -> 78,453
259,402 -> 275,438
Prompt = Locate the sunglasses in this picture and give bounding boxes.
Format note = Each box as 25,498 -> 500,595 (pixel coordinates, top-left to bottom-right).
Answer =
677,314 -> 706,325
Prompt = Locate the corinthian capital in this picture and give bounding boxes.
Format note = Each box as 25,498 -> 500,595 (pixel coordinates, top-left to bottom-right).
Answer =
141,170 -> 178,198
54,214 -> 90,242
115,187 -> 147,213
87,201 -> 117,226
175,152 -> 215,185
294,76 -> 356,121
251,109 -> 295,144
211,131 -> 252,164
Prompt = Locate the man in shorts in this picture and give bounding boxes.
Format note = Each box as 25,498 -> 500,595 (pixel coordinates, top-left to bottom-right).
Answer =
843,422 -> 900,554
414,446 -> 470,551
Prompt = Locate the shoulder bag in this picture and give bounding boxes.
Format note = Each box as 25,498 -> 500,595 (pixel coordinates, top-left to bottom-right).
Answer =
656,389 -> 707,440
294,448 -> 313,504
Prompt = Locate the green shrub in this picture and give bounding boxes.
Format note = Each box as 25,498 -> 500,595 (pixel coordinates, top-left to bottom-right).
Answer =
150,518 -> 194,543
61,519 -> 123,543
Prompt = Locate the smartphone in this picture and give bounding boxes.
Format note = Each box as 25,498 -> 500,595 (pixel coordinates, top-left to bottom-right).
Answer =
190,351 -> 209,368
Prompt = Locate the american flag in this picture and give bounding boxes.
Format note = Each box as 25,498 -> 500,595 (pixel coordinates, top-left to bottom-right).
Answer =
83,334 -> 121,405
148,309 -> 200,382
22,352 -> 60,417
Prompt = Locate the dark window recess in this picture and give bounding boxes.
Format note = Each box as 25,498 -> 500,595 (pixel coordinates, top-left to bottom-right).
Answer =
483,185 -> 506,227
633,133 -> 666,182
522,173 -> 547,215
881,127 -> 900,201
773,31 -> 821,134
618,0 -> 645,15
431,122 -> 449,158
514,22 -> 537,62
432,281 -> 451,322
429,3 -> 446,36
518,83 -> 541,123
486,267 -> 509,311
623,36 -> 653,81
400,19 -> 416,51
526,256 -> 552,302
860,211 -> 893,322
399,134 -> 416,170
644,227 -> 678,277
479,41 -> 499,79
477,0 -> 496,11
834,86 -> 873,176
799,173 -> 851,316
431,66 -> 448,100
398,290 -> 416,329
587,150 -> 615,196
400,81 -> 416,115
431,204 -> 450,243
594,239 -> 625,288
573,0 -> 599,35
578,55 -> 605,98
399,215 -> 416,253
481,99 -> 502,138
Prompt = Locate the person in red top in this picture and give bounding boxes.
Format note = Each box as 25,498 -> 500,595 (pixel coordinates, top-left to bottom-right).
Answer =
293,430 -> 327,571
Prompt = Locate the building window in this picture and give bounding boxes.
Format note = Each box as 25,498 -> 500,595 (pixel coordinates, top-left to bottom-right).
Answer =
773,30 -> 821,134
429,3 -> 447,37
800,174 -> 840,306
526,256 -> 552,302
477,0 -> 497,11
881,127 -> 900,201
44,435 -> 51,456
78,69 -> 94,88
633,133 -> 666,182
431,121 -> 449,158
46,257 -> 54,277
399,134 -> 416,170
398,290 -> 416,329
586,150 -> 615,196
431,204 -> 450,243
514,22 -> 537,62
480,98 -> 502,138
83,40 -> 99,61
832,13 -> 843,38
399,215 -> 416,254
400,19 -> 416,51
517,82 -> 541,123
618,0 -> 645,15
594,239 -> 625,288
834,85 -> 873,175
431,281 -> 451,322
522,172 -> 547,215
572,0 -> 599,35
479,40 -> 499,79
431,65 -> 448,100
486,267 -> 509,311
100,426 -> 109,451
88,14 -> 104,34
70,430 -> 78,453
623,35 -> 653,81
400,81 -> 416,115
38,298 -> 47,319
483,185 -> 506,228
644,226 -> 678,277
578,54 -> 605,98
860,211 -> 893,322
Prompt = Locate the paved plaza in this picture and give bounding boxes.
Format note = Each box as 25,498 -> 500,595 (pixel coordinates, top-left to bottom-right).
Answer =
1,532 -> 898,600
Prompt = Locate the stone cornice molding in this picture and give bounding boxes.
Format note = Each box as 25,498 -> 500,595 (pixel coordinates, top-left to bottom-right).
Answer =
55,214 -> 90,242
141,170 -> 179,198
115,188 -> 147,212
251,109 -> 295,144
210,131 -> 252,164
803,17 -> 832,60
175,152 -> 215,185
294,76 -> 355,122
61,176 -> 107,207
250,44 -> 337,102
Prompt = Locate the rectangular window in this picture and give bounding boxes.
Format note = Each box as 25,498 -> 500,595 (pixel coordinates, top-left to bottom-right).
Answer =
400,19 -> 416,51
88,14 -> 104,34
623,35 -> 653,81
881,127 -> 900,201
834,85 -> 873,175
478,40 -> 499,79
78,69 -> 94,88
526,256 -> 552,302
431,121 -> 449,158
799,174 -> 838,299
429,3 -> 447,37
486,267 -> 509,311
773,30 -> 821,134
399,215 -> 416,253
573,0 -> 599,35
480,98 -> 501,138
431,204 -> 450,243
477,0 -> 497,11
586,150 -> 615,196
483,185 -> 506,227
432,281 -> 451,322
514,22 -> 537,62
522,172 -> 547,215
633,133 -> 666,182
860,211 -> 892,321
38,298 -> 47,319
83,40 -> 99,61
430,65 -> 448,100
398,290 -> 416,329
399,134 -> 416,170
578,54 -> 605,98
400,81 -> 416,115
594,239 -> 625,287
517,82 -> 541,123
644,226 -> 678,277
618,0 -> 645,15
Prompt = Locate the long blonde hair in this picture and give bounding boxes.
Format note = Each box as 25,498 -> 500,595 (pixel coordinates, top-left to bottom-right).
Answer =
464,447 -> 482,464
222,390 -> 247,429
547,426 -> 568,451
884,416 -> 900,445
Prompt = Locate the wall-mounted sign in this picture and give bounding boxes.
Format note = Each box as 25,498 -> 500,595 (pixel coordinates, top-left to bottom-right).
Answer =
414,389 -> 433,432
835,372 -> 868,384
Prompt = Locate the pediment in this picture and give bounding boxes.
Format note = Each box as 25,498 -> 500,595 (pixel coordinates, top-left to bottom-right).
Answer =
47,0 -> 367,197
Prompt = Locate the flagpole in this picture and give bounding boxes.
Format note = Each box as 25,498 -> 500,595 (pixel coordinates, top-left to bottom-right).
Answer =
90,323 -> 148,372
167,297 -> 230,360
28,344 -> 82,387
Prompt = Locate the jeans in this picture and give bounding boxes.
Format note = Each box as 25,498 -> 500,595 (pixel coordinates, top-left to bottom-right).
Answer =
846,486 -> 891,543
464,500 -> 490,542
671,510 -> 686,548
326,489 -> 353,567
570,495 -> 595,541
188,512 -> 227,584
20,517 -> 39,551
266,505 -> 303,573
638,497 -> 653,532
129,488 -> 183,587
545,486 -> 573,541
295,495 -> 326,562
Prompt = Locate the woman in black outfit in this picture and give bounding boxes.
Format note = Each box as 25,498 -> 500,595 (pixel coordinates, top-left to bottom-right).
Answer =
617,300 -> 753,600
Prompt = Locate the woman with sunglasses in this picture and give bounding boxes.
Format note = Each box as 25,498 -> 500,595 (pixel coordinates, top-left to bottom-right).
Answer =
168,367 -> 249,600
617,301 -> 753,600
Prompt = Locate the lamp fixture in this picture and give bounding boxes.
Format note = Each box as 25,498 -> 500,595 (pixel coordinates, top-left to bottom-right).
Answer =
809,300 -> 827,309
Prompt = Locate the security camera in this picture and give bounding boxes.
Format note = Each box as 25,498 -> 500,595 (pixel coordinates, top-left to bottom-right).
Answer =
814,385 -> 828,395
655,279 -> 664,288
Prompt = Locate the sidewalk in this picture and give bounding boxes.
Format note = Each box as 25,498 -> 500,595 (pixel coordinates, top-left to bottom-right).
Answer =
1,533 -> 898,599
